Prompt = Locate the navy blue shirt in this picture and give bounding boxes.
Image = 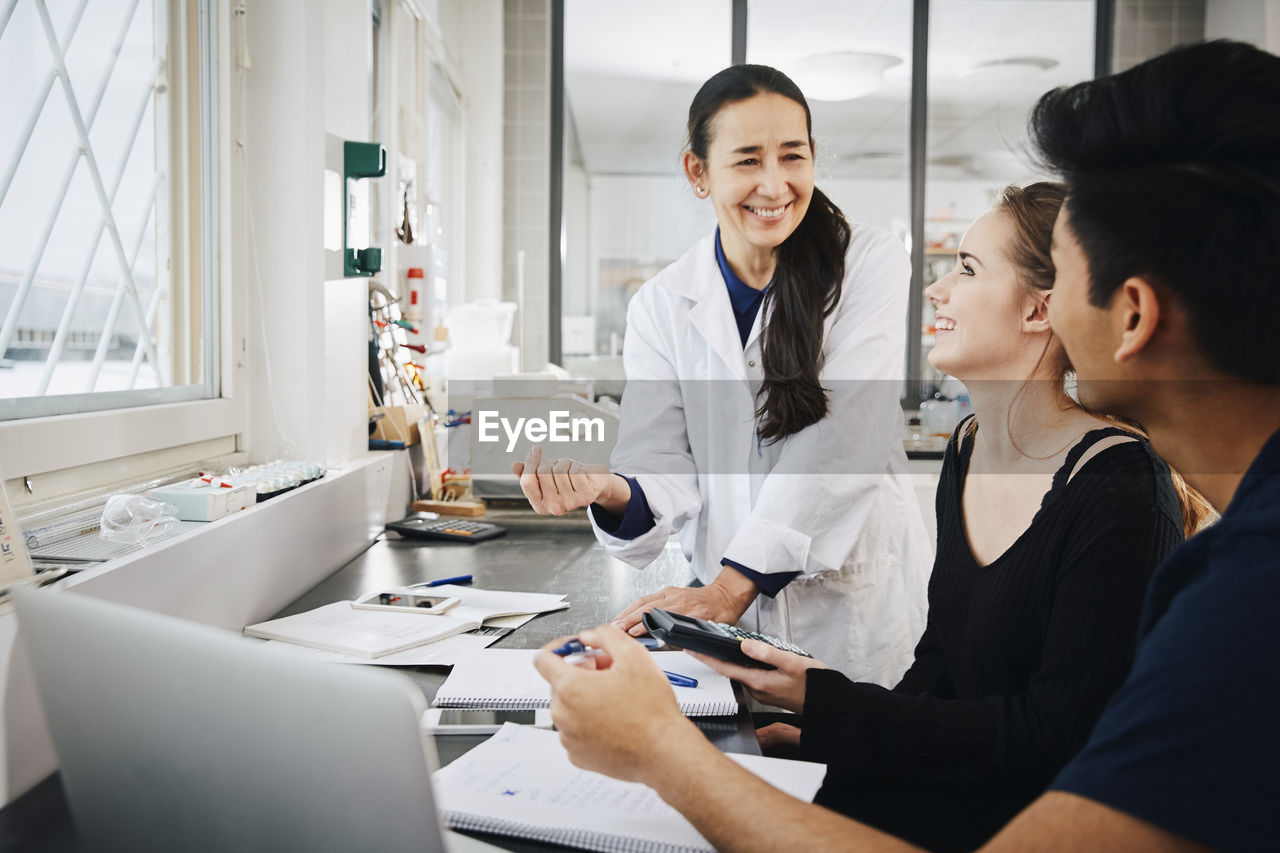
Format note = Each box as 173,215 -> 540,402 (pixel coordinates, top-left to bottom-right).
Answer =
590,476 -> 654,540
715,228 -> 768,347
1051,428 -> 1280,851
590,232 -> 797,597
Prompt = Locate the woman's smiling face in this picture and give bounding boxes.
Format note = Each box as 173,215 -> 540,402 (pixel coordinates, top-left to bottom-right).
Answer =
691,92 -> 815,261
925,209 -> 1043,380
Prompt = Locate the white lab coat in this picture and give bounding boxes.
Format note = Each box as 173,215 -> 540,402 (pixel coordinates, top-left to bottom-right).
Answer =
590,226 -> 932,686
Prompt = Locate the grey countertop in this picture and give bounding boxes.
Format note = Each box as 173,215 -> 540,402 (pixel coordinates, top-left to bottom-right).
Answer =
279,511 -> 762,761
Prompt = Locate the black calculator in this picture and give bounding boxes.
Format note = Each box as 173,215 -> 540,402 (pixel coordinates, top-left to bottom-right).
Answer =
385,515 -> 507,544
641,608 -> 812,669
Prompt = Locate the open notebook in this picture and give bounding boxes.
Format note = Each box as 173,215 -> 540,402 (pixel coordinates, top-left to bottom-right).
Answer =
243,586 -> 568,658
432,648 -> 739,717
435,723 -> 826,853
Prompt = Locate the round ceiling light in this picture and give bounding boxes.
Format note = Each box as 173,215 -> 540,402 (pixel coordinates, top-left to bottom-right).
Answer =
964,56 -> 1059,82
791,52 -> 902,101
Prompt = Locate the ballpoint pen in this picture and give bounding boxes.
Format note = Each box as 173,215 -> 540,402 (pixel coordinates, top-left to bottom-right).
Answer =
552,638 -> 604,665
662,670 -> 699,688
554,639 -> 699,688
413,574 -> 474,587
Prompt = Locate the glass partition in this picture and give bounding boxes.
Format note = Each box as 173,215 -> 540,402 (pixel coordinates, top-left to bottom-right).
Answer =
556,0 -> 1115,407
747,0 -> 914,241
559,0 -> 730,389
918,0 -> 1096,400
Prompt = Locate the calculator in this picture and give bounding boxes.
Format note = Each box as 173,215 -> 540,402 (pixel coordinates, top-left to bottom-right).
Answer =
641,608 -> 812,669
385,515 -> 508,544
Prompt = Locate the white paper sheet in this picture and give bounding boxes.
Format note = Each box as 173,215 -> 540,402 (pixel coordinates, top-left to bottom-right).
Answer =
434,724 -> 826,853
259,614 -> 535,666
243,587 -> 567,658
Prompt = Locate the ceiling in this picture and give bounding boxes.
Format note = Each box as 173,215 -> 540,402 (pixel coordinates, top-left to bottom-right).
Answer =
564,0 -> 1096,180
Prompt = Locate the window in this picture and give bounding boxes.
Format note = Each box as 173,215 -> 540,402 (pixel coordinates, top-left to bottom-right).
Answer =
0,0 -> 235,489
0,0 -> 219,419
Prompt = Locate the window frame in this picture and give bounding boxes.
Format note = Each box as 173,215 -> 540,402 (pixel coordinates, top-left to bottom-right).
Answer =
0,0 -> 242,491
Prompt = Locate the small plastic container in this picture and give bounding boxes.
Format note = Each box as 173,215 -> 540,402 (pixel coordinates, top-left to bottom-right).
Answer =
444,300 -> 516,351
404,267 -> 425,323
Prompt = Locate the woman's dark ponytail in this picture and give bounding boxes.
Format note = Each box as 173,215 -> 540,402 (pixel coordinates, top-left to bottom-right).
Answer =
757,186 -> 850,441
686,65 -> 851,442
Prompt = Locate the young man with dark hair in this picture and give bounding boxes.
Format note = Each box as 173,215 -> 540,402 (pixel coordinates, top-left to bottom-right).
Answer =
533,40 -> 1280,851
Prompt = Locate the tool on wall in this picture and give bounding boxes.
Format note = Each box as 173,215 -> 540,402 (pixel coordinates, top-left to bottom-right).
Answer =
367,280 -> 424,408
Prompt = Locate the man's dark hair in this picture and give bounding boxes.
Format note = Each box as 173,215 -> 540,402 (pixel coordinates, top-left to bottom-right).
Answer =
1029,40 -> 1280,382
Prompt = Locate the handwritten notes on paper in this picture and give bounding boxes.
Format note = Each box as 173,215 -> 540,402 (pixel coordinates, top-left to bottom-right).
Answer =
434,724 -> 826,852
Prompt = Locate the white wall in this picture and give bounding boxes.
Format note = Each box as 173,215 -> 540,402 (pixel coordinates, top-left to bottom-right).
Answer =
563,159 -> 590,315
458,1 -> 506,303
584,173 -> 996,286
242,0 -> 369,466
1205,0 -> 1280,51
575,172 -> 997,367
587,173 -> 712,266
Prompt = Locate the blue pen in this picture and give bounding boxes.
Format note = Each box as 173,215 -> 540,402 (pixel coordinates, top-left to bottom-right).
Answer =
553,638 -> 606,665
663,670 -> 699,688
417,574 -> 474,588
553,638 -> 591,656
554,640 -> 698,687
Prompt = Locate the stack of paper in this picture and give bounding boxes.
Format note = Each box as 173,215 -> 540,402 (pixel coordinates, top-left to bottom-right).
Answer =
243,586 -> 568,659
434,648 -> 739,717
434,723 -> 826,853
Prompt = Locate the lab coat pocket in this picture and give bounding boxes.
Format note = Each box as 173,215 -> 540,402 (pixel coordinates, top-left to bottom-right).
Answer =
763,551 -> 913,686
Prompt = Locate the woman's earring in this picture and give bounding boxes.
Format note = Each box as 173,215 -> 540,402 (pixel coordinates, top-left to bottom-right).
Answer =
696,186 -> 707,197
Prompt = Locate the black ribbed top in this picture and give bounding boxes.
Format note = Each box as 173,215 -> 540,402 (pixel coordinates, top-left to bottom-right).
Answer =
799,421 -> 1185,851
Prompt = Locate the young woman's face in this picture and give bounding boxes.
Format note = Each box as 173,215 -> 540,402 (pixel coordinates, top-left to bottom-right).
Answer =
692,93 -> 815,260
925,209 -> 1043,380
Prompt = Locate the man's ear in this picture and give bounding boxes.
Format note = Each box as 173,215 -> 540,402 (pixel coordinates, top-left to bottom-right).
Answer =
1113,277 -> 1161,363
682,151 -> 706,191
1023,290 -> 1052,334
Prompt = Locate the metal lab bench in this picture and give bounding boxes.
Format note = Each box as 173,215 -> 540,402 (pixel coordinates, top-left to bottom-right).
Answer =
0,512 -> 761,852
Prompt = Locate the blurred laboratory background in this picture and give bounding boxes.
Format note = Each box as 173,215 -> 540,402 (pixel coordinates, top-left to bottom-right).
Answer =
0,0 -> 1270,454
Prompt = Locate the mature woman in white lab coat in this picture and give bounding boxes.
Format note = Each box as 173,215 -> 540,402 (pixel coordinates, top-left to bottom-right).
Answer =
515,64 -> 930,683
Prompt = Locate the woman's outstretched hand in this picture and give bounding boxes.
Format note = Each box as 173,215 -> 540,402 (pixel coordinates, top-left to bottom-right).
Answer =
512,445 -> 630,516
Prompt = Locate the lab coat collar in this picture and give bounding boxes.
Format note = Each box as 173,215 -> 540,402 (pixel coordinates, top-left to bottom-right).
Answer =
666,231 -> 752,382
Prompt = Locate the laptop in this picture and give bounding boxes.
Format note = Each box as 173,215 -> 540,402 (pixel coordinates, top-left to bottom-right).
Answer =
14,588 -> 504,853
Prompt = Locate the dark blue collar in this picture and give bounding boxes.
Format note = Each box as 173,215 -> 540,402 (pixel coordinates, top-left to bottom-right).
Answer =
1224,426 -> 1280,517
715,229 -> 769,314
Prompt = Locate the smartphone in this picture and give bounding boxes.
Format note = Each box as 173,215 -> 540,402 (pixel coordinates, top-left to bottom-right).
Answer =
421,708 -> 553,734
351,591 -> 460,615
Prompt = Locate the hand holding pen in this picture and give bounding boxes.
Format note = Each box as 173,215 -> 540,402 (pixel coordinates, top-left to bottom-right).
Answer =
552,638 -> 698,688
534,625 -> 702,786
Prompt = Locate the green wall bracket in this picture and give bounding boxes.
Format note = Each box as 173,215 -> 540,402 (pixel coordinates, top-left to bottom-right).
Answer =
343,141 -> 386,277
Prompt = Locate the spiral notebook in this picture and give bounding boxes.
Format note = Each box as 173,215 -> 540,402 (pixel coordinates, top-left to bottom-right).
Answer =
432,648 -> 738,717
434,723 -> 826,853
